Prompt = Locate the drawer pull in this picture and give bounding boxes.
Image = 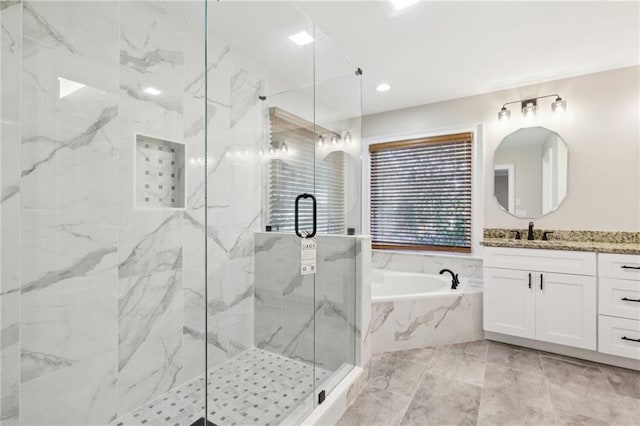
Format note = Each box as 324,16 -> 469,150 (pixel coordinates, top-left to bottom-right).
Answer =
621,297 -> 640,303
621,265 -> 640,270
621,336 -> 640,343
528,273 -> 531,289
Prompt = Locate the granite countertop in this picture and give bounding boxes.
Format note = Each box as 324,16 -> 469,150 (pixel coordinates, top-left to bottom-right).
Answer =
480,238 -> 640,255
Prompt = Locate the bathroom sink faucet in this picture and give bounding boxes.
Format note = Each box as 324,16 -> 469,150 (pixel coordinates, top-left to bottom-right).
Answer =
528,221 -> 534,240
439,269 -> 459,289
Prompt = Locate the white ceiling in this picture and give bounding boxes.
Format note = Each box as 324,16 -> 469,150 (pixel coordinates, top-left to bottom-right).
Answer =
295,1 -> 640,115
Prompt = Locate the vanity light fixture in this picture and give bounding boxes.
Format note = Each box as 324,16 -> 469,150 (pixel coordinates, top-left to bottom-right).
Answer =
551,96 -> 566,113
343,131 -> 352,144
280,142 -> 288,153
522,99 -> 537,118
498,107 -> 511,121
497,94 -> 567,120
331,135 -> 339,145
317,135 -> 325,147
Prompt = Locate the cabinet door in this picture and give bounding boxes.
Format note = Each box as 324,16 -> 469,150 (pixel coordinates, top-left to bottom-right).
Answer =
535,272 -> 597,350
483,267 -> 535,339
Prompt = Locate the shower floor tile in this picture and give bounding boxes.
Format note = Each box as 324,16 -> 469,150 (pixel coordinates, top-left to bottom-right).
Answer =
112,348 -> 331,426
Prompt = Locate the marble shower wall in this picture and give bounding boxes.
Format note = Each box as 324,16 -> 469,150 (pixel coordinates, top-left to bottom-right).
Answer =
1,2 -> 23,425
254,233 -> 361,372
0,1 -> 263,424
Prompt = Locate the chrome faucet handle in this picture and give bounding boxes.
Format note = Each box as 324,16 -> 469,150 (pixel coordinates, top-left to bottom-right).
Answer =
511,230 -> 521,240
542,231 -> 554,241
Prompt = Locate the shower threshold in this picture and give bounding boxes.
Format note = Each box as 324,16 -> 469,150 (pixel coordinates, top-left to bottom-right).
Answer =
111,347 -> 338,426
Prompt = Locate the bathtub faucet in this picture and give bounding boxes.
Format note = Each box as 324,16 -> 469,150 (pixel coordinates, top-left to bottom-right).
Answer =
439,269 -> 460,290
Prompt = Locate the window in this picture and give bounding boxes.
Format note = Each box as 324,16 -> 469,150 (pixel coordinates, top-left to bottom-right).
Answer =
369,132 -> 473,252
267,107 -> 346,234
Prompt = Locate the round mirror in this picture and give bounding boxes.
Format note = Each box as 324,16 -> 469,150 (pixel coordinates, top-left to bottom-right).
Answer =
493,126 -> 568,218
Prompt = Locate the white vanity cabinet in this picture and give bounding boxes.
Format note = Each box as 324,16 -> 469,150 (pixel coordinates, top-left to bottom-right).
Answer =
483,268 -> 535,339
535,272 -> 596,349
597,253 -> 640,359
484,247 -> 597,350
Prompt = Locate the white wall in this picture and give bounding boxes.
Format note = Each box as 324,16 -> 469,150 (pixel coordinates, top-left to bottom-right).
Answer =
362,66 -> 640,232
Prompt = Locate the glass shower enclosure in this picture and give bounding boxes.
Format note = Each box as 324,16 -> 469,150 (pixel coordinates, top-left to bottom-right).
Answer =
0,1 -> 362,425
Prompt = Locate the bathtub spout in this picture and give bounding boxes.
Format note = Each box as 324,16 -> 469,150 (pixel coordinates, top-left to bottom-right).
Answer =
439,269 -> 459,289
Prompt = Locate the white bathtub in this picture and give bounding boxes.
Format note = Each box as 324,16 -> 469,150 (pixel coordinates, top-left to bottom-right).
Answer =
372,269 -> 466,302
370,268 -> 483,353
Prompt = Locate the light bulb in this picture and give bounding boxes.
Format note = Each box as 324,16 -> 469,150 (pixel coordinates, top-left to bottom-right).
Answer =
331,135 -> 338,145
498,107 -> 510,121
522,102 -> 537,118
551,97 -> 566,113
344,132 -> 352,144
317,135 -> 324,146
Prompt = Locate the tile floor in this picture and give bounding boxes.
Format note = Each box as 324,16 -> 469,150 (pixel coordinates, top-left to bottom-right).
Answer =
338,340 -> 640,426
111,348 -> 330,426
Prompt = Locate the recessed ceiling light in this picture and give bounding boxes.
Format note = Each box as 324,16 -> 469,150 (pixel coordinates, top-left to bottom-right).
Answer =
143,86 -> 162,96
288,31 -> 314,46
390,0 -> 420,11
376,83 -> 391,92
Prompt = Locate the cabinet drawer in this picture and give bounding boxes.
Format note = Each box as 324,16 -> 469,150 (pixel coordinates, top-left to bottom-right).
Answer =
598,315 -> 640,360
484,247 -> 596,276
598,253 -> 640,281
599,278 -> 640,320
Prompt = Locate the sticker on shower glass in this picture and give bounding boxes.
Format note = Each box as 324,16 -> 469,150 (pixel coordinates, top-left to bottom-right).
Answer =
301,238 -> 317,275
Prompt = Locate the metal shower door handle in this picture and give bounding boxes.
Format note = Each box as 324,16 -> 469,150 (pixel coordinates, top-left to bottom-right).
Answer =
294,193 -> 317,239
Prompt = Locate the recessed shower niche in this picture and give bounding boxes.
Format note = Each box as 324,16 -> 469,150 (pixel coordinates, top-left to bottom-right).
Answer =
135,134 -> 186,209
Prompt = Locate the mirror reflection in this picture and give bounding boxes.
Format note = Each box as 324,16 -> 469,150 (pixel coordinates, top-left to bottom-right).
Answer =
494,126 -> 568,218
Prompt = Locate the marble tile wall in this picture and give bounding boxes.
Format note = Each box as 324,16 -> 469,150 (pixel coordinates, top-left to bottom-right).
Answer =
1,2 -> 23,425
0,1 -> 264,424
370,290 -> 484,354
372,250 -> 483,281
370,249 -> 484,355
254,233 -> 362,373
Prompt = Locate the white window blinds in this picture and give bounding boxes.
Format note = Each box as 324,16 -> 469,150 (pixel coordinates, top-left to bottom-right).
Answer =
369,133 -> 473,252
268,108 -> 346,234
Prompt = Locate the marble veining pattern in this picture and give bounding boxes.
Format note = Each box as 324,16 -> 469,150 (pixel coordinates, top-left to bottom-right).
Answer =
2,1 -> 266,424
1,1 -> 22,424
254,233 -> 359,372
372,251 -> 483,280
371,291 -> 483,354
339,340 -> 640,426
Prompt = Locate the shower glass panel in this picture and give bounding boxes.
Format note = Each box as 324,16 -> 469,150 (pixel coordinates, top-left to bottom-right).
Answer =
0,1 -> 209,425
313,70 -> 362,401
1,0 -> 361,424
311,24 -> 362,403
205,2 -> 318,425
